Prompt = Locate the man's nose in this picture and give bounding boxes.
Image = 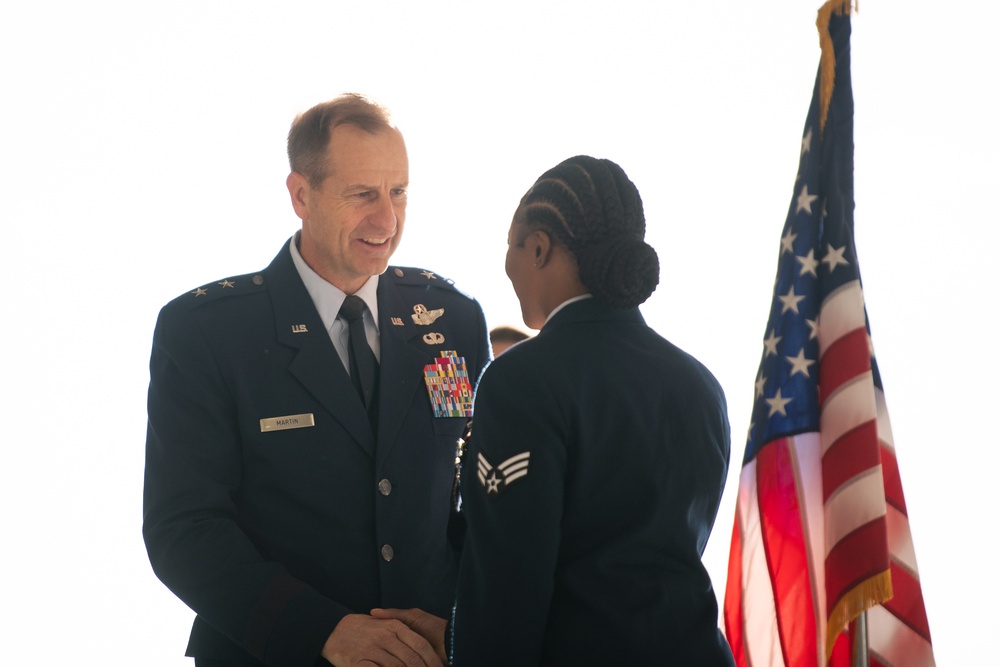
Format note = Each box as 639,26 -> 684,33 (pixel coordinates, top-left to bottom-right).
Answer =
368,193 -> 398,231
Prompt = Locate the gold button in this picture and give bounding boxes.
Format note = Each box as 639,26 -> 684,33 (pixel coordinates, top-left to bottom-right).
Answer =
378,479 -> 392,496
381,544 -> 394,562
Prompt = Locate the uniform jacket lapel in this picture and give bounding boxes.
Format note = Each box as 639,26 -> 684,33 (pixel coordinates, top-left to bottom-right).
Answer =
375,276 -> 434,465
264,245 -> 376,457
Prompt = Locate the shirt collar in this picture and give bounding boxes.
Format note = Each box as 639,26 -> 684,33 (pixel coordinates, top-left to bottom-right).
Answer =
289,233 -> 381,333
544,294 -> 593,326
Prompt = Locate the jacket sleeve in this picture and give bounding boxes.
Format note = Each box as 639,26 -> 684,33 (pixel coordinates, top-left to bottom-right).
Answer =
142,305 -> 347,667
450,355 -> 567,666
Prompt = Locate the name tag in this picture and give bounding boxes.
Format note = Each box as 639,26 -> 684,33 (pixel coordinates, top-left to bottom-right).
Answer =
260,413 -> 315,432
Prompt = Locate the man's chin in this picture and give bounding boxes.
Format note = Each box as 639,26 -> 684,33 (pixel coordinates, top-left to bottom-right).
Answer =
366,259 -> 392,277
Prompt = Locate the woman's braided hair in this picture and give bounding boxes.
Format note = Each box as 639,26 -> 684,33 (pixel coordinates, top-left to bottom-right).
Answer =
520,155 -> 659,309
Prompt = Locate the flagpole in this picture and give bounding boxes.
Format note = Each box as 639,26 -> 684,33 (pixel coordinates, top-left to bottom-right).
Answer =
851,611 -> 868,666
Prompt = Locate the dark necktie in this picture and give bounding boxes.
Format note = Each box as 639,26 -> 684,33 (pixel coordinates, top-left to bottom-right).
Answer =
338,295 -> 379,421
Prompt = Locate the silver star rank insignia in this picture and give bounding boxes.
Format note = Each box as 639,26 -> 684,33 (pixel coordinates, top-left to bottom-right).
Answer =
477,451 -> 530,497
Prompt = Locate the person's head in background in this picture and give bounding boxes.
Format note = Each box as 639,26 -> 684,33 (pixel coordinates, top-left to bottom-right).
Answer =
489,325 -> 530,357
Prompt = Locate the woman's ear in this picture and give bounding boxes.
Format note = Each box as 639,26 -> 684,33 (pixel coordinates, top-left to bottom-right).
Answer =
531,230 -> 554,268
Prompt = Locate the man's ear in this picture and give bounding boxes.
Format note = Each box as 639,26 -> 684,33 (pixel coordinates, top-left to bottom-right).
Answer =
286,172 -> 311,221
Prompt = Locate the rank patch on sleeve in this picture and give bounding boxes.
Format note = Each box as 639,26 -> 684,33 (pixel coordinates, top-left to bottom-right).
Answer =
423,350 -> 473,418
477,451 -> 530,497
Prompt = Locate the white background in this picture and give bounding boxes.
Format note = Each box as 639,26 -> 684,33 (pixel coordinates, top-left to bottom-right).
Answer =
2,1 -> 995,664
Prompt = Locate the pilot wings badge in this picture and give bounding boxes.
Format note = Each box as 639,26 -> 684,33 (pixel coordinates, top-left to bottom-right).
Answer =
411,303 -> 444,325
477,451 -> 530,497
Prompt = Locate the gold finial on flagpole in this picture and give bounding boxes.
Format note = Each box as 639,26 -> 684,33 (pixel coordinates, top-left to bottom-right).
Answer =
816,0 -> 856,134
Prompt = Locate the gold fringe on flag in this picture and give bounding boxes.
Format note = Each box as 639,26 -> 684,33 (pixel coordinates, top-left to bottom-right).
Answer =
816,0 -> 857,134
826,568 -> 892,659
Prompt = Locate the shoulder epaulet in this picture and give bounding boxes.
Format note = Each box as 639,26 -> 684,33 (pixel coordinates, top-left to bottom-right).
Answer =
169,270 -> 268,310
386,266 -> 475,301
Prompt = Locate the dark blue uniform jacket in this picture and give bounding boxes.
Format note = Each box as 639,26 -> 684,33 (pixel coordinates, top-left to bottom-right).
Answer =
452,297 -> 735,666
143,241 -> 489,667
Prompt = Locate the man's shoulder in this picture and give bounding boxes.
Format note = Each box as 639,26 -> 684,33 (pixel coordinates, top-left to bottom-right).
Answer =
160,269 -> 270,316
384,266 -> 477,303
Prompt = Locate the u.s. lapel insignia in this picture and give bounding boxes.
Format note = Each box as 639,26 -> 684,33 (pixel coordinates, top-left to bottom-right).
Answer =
477,451 -> 531,496
390,317 -> 404,326
411,304 -> 444,325
291,324 -> 308,333
423,332 -> 445,345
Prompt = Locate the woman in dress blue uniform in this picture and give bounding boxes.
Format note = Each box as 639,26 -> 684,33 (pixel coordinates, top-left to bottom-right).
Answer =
448,155 -> 736,665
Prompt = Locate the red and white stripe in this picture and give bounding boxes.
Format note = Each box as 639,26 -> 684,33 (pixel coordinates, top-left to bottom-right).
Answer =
724,280 -> 934,666
869,389 -> 934,667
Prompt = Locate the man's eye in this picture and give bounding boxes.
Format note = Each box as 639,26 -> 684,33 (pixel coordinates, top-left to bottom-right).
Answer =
392,188 -> 407,198
354,191 -> 373,199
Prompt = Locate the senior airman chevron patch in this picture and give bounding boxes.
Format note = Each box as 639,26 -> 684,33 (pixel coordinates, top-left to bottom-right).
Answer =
477,451 -> 530,497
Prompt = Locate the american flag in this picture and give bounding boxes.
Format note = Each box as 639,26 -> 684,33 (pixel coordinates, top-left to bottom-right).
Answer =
722,3 -> 935,666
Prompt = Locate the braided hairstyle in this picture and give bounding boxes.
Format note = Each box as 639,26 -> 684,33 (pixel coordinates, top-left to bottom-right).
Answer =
519,155 -> 659,309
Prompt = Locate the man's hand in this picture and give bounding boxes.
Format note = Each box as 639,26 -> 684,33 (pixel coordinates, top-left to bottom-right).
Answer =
370,608 -> 448,663
322,613 -> 444,667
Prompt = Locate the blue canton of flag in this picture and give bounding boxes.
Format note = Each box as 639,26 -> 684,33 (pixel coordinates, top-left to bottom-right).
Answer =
745,59 -> 858,465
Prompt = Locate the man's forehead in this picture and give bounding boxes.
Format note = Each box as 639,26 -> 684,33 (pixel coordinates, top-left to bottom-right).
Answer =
326,125 -> 407,179
327,123 -> 405,152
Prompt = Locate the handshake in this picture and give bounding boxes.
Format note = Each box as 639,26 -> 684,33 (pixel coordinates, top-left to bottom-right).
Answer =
322,608 -> 448,667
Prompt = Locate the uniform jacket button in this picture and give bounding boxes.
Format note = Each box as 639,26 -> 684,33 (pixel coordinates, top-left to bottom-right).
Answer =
381,544 -> 394,562
378,479 -> 392,496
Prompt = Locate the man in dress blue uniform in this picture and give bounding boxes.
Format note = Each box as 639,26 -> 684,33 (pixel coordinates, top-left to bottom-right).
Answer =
143,94 -> 490,667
